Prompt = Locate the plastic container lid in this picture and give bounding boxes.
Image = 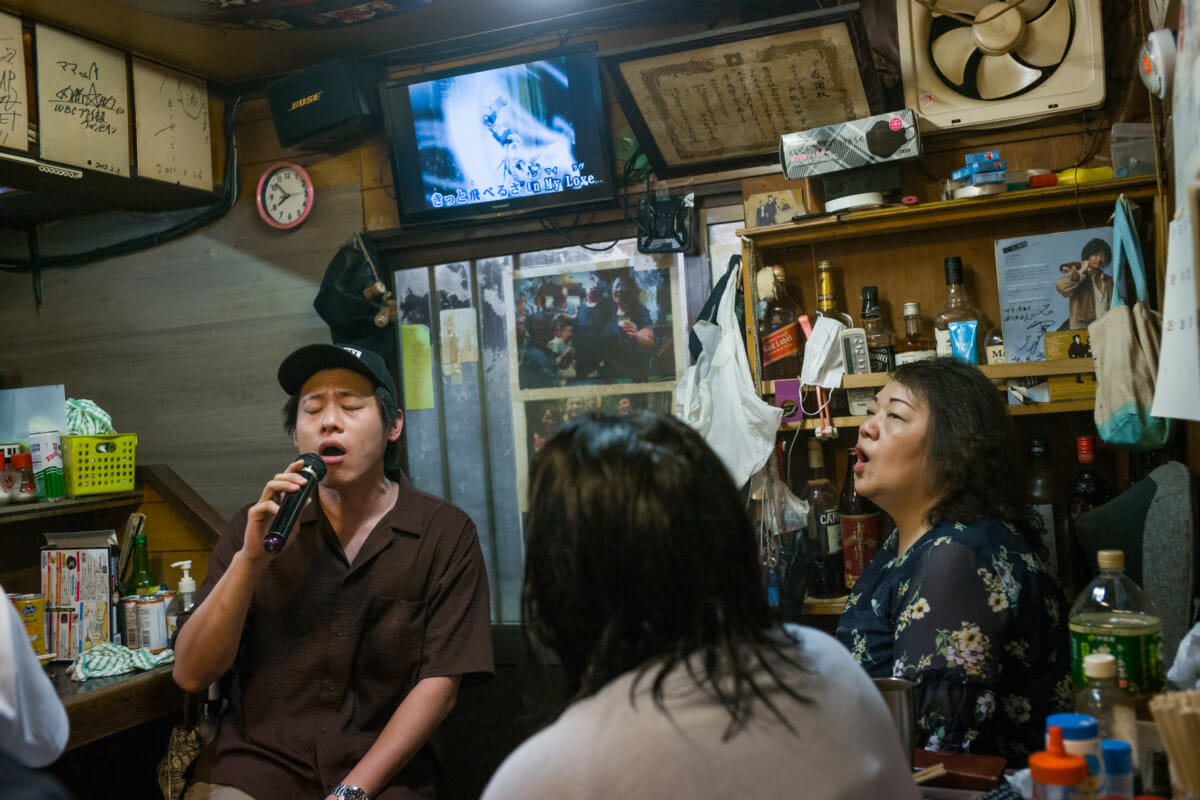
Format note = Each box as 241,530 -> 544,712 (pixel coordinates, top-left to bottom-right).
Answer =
1101,739 -> 1133,775
1084,652 -> 1118,678
1097,550 -> 1125,570
1045,713 -> 1099,741
1031,726 -> 1088,786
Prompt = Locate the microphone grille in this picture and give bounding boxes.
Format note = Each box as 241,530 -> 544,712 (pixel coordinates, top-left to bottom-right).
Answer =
300,452 -> 327,480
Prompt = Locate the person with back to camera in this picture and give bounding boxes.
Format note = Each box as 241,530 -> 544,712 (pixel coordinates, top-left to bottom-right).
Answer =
481,412 -> 919,800
837,358 -> 1072,767
173,344 -> 494,800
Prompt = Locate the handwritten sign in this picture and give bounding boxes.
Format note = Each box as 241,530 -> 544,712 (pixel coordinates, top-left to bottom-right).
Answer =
36,23 -> 130,177
0,11 -> 27,151
1151,207 -> 1200,421
132,59 -> 211,190
995,226 -> 1114,362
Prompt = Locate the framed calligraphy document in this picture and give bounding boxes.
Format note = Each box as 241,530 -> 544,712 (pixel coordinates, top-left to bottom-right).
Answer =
598,6 -> 883,178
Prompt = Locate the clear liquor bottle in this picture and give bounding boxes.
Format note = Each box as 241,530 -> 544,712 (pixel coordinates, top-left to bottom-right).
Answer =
803,437 -> 844,598
934,256 -> 982,363
894,302 -> 937,364
759,265 -> 803,382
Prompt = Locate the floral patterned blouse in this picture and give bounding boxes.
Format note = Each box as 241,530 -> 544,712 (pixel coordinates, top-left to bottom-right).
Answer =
835,517 -> 1073,766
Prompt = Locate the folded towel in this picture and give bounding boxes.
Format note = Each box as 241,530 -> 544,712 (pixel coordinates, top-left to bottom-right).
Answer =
68,642 -> 174,681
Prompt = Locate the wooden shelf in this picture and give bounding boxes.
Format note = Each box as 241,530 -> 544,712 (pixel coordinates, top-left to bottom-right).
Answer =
736,176 -> 1157,248
802,595 -> 848,615
763,360 -> 1096,394
48,662 -> 182,751
0,490 -> 144,524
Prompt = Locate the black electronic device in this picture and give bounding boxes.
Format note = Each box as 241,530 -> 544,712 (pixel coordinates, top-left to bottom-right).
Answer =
636,194 -> 695,254
267,59 -> 383,152
378,44 -> 616,229
263,453 -> 326,554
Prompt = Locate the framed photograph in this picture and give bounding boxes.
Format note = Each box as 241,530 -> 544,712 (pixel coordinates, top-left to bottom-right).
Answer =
507,248 -> 688,511
598,6 -> 883,178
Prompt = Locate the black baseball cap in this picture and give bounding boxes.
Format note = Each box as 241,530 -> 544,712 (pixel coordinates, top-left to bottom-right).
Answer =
278,344 -> 397,404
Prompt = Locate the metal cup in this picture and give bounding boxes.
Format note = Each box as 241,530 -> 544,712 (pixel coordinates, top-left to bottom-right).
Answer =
873,677 -> 915,762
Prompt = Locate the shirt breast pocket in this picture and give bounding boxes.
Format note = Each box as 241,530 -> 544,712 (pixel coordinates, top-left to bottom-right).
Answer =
361,595 -> 426,685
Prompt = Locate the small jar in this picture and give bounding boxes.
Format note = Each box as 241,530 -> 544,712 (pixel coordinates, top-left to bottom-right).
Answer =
0,453 -> 10,505
9,452 -> 37,503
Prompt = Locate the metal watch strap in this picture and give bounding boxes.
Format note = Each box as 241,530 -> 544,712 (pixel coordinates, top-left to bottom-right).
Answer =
332,784 -> 368,800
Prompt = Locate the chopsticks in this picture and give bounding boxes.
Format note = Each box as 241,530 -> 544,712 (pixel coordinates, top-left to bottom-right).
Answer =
913,763 -> 947,785
1149,690 -> 1200,795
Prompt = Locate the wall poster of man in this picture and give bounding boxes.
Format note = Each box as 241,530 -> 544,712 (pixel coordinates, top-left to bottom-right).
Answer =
995,226 -> 1115,362
507,252 -> 687,511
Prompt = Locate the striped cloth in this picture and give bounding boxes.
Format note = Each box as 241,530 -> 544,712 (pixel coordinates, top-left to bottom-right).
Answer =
65,398 -> 116,435
68,642 -> 174,681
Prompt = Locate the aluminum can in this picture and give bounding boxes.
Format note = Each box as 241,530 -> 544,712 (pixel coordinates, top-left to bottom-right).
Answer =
136,595 -> 168,653
9,593 -> 47,655
29,431 -> 66,501
121,595 -> 142,650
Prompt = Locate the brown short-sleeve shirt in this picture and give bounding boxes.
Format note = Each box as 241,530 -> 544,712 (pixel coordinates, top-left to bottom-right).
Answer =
179,472 -> 495,799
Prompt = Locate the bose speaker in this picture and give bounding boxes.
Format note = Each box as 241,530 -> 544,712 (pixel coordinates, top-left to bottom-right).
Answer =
636,194 -> 695,254
267,59 -> 383,152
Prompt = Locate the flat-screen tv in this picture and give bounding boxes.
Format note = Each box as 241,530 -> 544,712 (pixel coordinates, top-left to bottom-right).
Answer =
380,45 -> 616,228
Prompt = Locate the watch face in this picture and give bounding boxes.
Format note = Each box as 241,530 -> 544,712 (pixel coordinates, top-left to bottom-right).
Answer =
257,162 -> 314,229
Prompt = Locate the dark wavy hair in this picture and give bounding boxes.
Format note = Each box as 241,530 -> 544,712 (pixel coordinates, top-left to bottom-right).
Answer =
522,411 -> 808,738
1081,238 -> 1112,264
891,358 -> 1045,554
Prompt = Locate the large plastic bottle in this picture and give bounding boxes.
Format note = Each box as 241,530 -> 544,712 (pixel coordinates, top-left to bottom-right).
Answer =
165,560 -> 196,645
1068,549 -> 1164,704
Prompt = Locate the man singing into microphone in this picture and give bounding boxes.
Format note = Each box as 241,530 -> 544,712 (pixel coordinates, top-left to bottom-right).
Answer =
174,344 -> 494,800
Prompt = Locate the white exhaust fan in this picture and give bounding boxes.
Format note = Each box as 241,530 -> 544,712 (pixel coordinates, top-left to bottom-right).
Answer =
897,0 -> 1105,132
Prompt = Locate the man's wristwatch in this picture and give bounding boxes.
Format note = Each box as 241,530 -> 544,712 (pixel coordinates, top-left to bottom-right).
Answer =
332,784 -> 368,800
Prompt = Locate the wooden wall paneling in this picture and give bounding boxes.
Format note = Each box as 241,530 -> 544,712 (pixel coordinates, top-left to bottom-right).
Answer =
0,184 -> 364,521
364,187 -> 401,232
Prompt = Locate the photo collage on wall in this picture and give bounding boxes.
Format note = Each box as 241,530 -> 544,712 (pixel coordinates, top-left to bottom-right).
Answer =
507,253 -> 687,509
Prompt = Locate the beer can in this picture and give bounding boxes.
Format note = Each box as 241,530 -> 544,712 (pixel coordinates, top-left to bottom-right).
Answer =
136,595 -> 168,653
8,593 -> 47,655
29,431 -> 66,502
121,595 -> 142,650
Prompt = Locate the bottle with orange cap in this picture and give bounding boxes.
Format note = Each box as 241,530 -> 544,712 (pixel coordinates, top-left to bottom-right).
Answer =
1031,725 -> 1087,799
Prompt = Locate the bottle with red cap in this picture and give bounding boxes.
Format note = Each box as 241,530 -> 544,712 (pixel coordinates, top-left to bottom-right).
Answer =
1031,725 -> 1087,799
9,452 -> 37,503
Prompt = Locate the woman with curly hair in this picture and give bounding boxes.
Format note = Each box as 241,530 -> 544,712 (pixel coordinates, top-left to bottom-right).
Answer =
483,412 -> 917,800
836,358 -> 1072,766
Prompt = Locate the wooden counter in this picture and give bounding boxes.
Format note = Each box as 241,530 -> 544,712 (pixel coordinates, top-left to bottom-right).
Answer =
47,662 -> 183,751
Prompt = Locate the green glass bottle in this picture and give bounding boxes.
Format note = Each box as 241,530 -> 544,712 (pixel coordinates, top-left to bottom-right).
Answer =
124,533 -> 158,596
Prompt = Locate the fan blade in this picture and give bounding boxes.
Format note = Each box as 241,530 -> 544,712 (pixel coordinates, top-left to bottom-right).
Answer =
927,0 -> 992,15
1013,0 -> 1054,19
976,53 -> 1042,98
931,26 -> 979,86
1016,0 -> 1072,67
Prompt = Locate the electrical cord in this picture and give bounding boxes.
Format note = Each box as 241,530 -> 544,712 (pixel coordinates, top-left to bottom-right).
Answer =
0,93 -> 243,275
535,145 -> 651,252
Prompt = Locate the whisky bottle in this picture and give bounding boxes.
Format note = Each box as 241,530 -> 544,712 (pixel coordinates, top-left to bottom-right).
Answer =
759,266 -> 803,382
840,446 -> 881,589
894,302 -> 937,364
803,437 -> 844,598
934,256 -> 982,363
860,285 -> 895,373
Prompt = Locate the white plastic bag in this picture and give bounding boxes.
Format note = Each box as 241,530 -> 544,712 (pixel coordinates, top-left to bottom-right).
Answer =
673,260 -> 783,487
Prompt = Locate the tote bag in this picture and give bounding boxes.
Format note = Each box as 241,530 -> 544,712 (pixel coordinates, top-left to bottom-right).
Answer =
674,261 -> 782,487
1088,194 -> 1172,450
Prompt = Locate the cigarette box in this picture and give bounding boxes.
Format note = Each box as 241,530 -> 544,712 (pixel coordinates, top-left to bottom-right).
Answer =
951,160 -> 1007,181
964,149 -> 1001,163
40,530 -> 118,659
780,109 -> 922,179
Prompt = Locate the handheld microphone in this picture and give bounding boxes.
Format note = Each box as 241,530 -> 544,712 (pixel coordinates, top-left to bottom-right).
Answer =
263,453 -> 327,554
